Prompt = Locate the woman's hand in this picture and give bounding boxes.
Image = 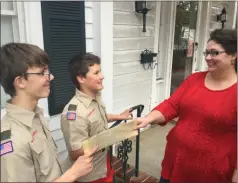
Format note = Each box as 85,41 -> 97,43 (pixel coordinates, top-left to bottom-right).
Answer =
134,117 -> 150,130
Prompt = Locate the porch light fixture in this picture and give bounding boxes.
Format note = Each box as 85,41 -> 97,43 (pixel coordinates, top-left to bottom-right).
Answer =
140,49 -> 157,70
135,1 -> 151,32
217,7 -> 227,29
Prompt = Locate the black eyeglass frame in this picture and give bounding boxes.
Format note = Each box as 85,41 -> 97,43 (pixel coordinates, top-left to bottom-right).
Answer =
203,50 -> 225,57
22,69 -> 51,80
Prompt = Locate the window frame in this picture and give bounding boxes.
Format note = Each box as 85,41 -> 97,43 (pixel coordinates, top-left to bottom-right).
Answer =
1,2 -> 25,109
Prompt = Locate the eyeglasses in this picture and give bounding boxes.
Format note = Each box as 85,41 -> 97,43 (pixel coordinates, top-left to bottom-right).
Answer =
203,50 -> 225,57
23,69 -> 51,80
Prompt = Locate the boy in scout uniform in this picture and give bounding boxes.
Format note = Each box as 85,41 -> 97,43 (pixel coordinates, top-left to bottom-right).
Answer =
0,43 -> 97,182
61,53 -> 132,183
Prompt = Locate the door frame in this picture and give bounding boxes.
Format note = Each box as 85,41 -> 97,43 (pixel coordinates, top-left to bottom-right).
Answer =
151,1 -> 177,109
163,1 -> 203,99
163,1 -> 177,99
191,2 -> 202,73
150,1 -> 161,109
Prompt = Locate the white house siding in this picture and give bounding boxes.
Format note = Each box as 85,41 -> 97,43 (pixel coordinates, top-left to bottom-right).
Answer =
50,2 -> 94,160
113,2 -> 157,117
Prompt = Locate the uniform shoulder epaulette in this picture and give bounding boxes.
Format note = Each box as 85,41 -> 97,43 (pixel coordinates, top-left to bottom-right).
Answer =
0,130 -> 11,141
68,104 -> 77,111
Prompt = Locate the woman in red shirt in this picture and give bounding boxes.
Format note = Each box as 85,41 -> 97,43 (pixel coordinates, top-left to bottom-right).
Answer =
135,29 -> 237,183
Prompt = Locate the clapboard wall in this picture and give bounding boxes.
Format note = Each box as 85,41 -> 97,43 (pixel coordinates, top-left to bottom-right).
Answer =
112,2 -> 157,116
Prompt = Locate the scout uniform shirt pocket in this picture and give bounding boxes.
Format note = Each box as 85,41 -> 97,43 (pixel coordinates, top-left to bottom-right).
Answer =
88,114 -> 105,136
30,132 -> 53,175
44,124 -> 58,152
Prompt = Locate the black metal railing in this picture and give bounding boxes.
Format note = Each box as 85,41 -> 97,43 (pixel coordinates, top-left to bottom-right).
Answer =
110,104 -> 144,181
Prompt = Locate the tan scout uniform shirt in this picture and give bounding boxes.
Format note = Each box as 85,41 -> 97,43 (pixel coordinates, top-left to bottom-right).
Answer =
61,89 -> 109,182
1,103 -> 63,182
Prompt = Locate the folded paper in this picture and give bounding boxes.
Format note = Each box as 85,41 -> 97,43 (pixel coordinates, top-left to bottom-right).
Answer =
82,120 -> 138,153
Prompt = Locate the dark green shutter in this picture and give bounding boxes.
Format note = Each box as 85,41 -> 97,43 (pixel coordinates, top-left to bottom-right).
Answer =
41,1 -> 86,115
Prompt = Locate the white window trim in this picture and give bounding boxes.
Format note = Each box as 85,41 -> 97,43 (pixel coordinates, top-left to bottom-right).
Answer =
23,2 -> 50,119
1,2 -> 50,119
1,2 -> 22,112
1,10 -> 16,16
15,2 -> 26,42
12,3 -> 20,42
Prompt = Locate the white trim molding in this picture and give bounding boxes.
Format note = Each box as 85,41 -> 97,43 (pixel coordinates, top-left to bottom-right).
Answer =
192,2 -> 202,73
164,2 -> 176,99
93,2 -> 114,113
151,1 -> 161,110
23,2 -> 50,119
232,1 -> 237,29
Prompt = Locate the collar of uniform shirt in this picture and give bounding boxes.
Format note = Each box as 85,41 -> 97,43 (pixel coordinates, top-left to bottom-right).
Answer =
6,102 -> 43,128
75,89 -> 103,108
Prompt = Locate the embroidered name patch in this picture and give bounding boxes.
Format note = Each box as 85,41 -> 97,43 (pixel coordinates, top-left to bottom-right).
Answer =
67,112 -> 76,120
0,141 -> 13,156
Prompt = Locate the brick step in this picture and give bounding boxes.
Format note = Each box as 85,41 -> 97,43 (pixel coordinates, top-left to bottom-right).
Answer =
112,156 -> 159,183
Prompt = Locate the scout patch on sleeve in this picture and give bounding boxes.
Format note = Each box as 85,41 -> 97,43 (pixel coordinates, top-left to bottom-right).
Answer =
67,112 -> 76,120
0,140 -> 13,156
0,130 -> 11,141
68,104 -> 77,111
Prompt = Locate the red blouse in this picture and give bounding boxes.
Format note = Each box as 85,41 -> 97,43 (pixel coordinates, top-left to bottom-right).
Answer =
153,71 -> 237,183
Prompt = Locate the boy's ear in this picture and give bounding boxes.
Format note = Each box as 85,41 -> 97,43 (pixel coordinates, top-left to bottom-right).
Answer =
14,76 -> 26,89
76,75 -> 85,84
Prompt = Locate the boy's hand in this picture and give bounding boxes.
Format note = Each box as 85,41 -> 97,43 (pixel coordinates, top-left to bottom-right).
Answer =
70,146 -> 98,179
120,108 -> 133,120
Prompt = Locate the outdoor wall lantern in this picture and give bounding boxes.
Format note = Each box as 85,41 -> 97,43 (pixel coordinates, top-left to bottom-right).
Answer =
135,1 -> 151,32
140,49 -> 157,70
217,7 -> 227,29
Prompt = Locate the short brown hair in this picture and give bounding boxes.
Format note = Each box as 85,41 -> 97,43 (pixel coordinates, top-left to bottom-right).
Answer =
0,42 -> 50,96
68,53 -> 101,89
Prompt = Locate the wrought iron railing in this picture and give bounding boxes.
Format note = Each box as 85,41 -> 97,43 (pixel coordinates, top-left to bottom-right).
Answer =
110,104 -> 144,181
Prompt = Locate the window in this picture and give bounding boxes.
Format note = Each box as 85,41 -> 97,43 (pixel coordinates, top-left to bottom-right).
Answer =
1,2 -> 21,108
41,1 -> 86,115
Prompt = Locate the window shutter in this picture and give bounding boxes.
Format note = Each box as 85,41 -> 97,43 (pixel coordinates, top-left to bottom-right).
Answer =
41,1 -> 86,116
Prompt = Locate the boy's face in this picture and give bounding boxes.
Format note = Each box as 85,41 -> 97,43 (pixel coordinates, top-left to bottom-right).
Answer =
80,64 -> 104,93
18,66 -> 54,100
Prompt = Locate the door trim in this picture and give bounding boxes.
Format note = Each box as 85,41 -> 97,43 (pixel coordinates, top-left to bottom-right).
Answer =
150,2 -> 176,108
164,2 -> 176,99
192,2 -> 202,73
150,1 -> 161,110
